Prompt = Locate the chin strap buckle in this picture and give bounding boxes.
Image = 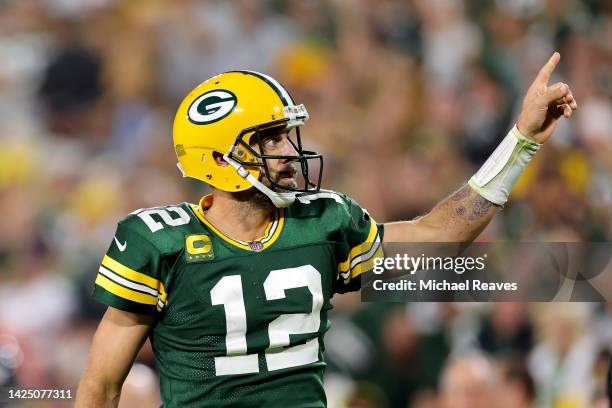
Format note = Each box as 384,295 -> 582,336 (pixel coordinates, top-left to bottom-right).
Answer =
224,152 -> 250,179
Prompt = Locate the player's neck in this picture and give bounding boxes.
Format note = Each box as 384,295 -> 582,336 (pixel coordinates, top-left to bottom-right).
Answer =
203,190 -> 275,242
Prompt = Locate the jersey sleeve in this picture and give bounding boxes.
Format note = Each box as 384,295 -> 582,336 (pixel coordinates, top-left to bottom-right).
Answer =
332,195 -> 384,294
92,221 -> 168,314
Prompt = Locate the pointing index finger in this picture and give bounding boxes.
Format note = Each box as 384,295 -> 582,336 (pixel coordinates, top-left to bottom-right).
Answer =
535,52 -> 560,85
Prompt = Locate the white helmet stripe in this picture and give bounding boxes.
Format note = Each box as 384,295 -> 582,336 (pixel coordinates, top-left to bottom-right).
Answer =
241,70 -> 295,106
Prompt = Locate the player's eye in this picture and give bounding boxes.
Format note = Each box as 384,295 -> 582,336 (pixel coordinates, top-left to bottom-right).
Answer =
263,134 -> 285,149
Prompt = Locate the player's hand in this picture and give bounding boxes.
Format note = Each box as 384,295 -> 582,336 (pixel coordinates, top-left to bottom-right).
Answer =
516,52 -> 578,144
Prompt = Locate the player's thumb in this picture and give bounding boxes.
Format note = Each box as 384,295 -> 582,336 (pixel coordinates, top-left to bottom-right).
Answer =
543,82 -> 569,105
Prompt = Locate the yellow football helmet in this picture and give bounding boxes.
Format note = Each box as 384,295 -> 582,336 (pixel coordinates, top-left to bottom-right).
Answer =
173,70 -> 322,207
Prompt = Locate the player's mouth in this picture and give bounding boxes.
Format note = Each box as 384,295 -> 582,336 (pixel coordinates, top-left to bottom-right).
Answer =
276,168 -> 298,188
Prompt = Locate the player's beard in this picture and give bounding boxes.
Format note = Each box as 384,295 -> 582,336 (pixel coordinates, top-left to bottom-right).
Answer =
232,163 -> 298,211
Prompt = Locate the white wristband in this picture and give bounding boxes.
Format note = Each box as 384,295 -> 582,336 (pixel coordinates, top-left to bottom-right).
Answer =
468,125 -> 541,205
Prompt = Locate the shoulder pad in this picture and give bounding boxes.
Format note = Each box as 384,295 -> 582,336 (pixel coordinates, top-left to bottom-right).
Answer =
118,202 -> 195,254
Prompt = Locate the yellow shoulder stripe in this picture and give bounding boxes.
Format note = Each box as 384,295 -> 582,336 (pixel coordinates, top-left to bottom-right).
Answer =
95,274 -> 158,305
101,255 -> 167,298
338,218 -> 379,273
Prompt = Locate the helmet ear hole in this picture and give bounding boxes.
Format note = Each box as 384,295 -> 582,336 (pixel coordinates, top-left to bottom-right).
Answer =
212,151 -> 228,167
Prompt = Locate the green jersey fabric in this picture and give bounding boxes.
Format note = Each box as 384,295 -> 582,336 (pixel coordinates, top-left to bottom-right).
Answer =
92,190 -> 384,407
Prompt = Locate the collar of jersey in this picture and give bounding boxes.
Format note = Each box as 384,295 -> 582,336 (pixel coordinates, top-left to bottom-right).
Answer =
190,195 -> 285,251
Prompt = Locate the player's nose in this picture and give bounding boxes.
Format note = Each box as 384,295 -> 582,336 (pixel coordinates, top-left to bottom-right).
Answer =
278,136 -> 299,162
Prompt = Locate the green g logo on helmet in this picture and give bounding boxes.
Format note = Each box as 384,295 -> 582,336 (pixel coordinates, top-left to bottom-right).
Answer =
188,90 -> 237,124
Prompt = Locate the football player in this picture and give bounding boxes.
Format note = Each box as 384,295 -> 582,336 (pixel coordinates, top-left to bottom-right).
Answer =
76,54 -> 576,407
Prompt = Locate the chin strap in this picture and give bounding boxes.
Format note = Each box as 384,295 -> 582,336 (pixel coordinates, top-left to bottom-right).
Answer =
223,153 -> 297,208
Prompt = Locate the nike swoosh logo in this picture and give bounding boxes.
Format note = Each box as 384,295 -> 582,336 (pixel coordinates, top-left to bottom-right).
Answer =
114,236 -> 127,252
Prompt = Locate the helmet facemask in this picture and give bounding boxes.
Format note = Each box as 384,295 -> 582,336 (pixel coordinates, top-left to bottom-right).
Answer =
224,119 -> 323,208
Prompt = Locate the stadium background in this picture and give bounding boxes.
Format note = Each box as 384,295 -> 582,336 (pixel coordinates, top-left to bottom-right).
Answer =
0,0 -> 610,407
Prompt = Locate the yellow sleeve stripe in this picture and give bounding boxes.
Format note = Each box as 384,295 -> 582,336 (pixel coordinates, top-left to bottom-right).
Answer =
95,274 -> 158,305
101,255 -> 166,298
344,246 -> 384,283
338,218 -> 379,273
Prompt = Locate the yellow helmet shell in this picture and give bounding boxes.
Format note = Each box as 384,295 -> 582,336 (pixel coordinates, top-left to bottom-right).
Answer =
173,71 -> 292,192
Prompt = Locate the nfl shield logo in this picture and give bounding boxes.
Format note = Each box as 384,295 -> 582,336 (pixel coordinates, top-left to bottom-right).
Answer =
248,241 -> 264,251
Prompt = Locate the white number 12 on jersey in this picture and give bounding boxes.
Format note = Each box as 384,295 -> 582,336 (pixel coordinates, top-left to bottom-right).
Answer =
210,265 -> 323,376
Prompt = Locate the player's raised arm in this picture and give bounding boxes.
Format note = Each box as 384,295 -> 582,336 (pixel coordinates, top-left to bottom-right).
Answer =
76,307 -> 153,407
384,52 -> 577,244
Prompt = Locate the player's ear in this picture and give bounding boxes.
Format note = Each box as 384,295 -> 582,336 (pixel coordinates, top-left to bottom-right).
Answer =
212,152 -> 228,167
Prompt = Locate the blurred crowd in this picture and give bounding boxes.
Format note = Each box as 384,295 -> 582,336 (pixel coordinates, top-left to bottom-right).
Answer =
0,0 -> 610,407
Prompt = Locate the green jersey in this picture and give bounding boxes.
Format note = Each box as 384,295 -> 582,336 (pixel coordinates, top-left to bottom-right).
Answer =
92,190 -> 384,407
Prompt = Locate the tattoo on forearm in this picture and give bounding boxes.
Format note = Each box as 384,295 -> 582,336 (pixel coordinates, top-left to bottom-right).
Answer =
470,195 -> 493,219
451,186 -> 471,201
449,185 -> 496,221
424,184 -> 498,241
